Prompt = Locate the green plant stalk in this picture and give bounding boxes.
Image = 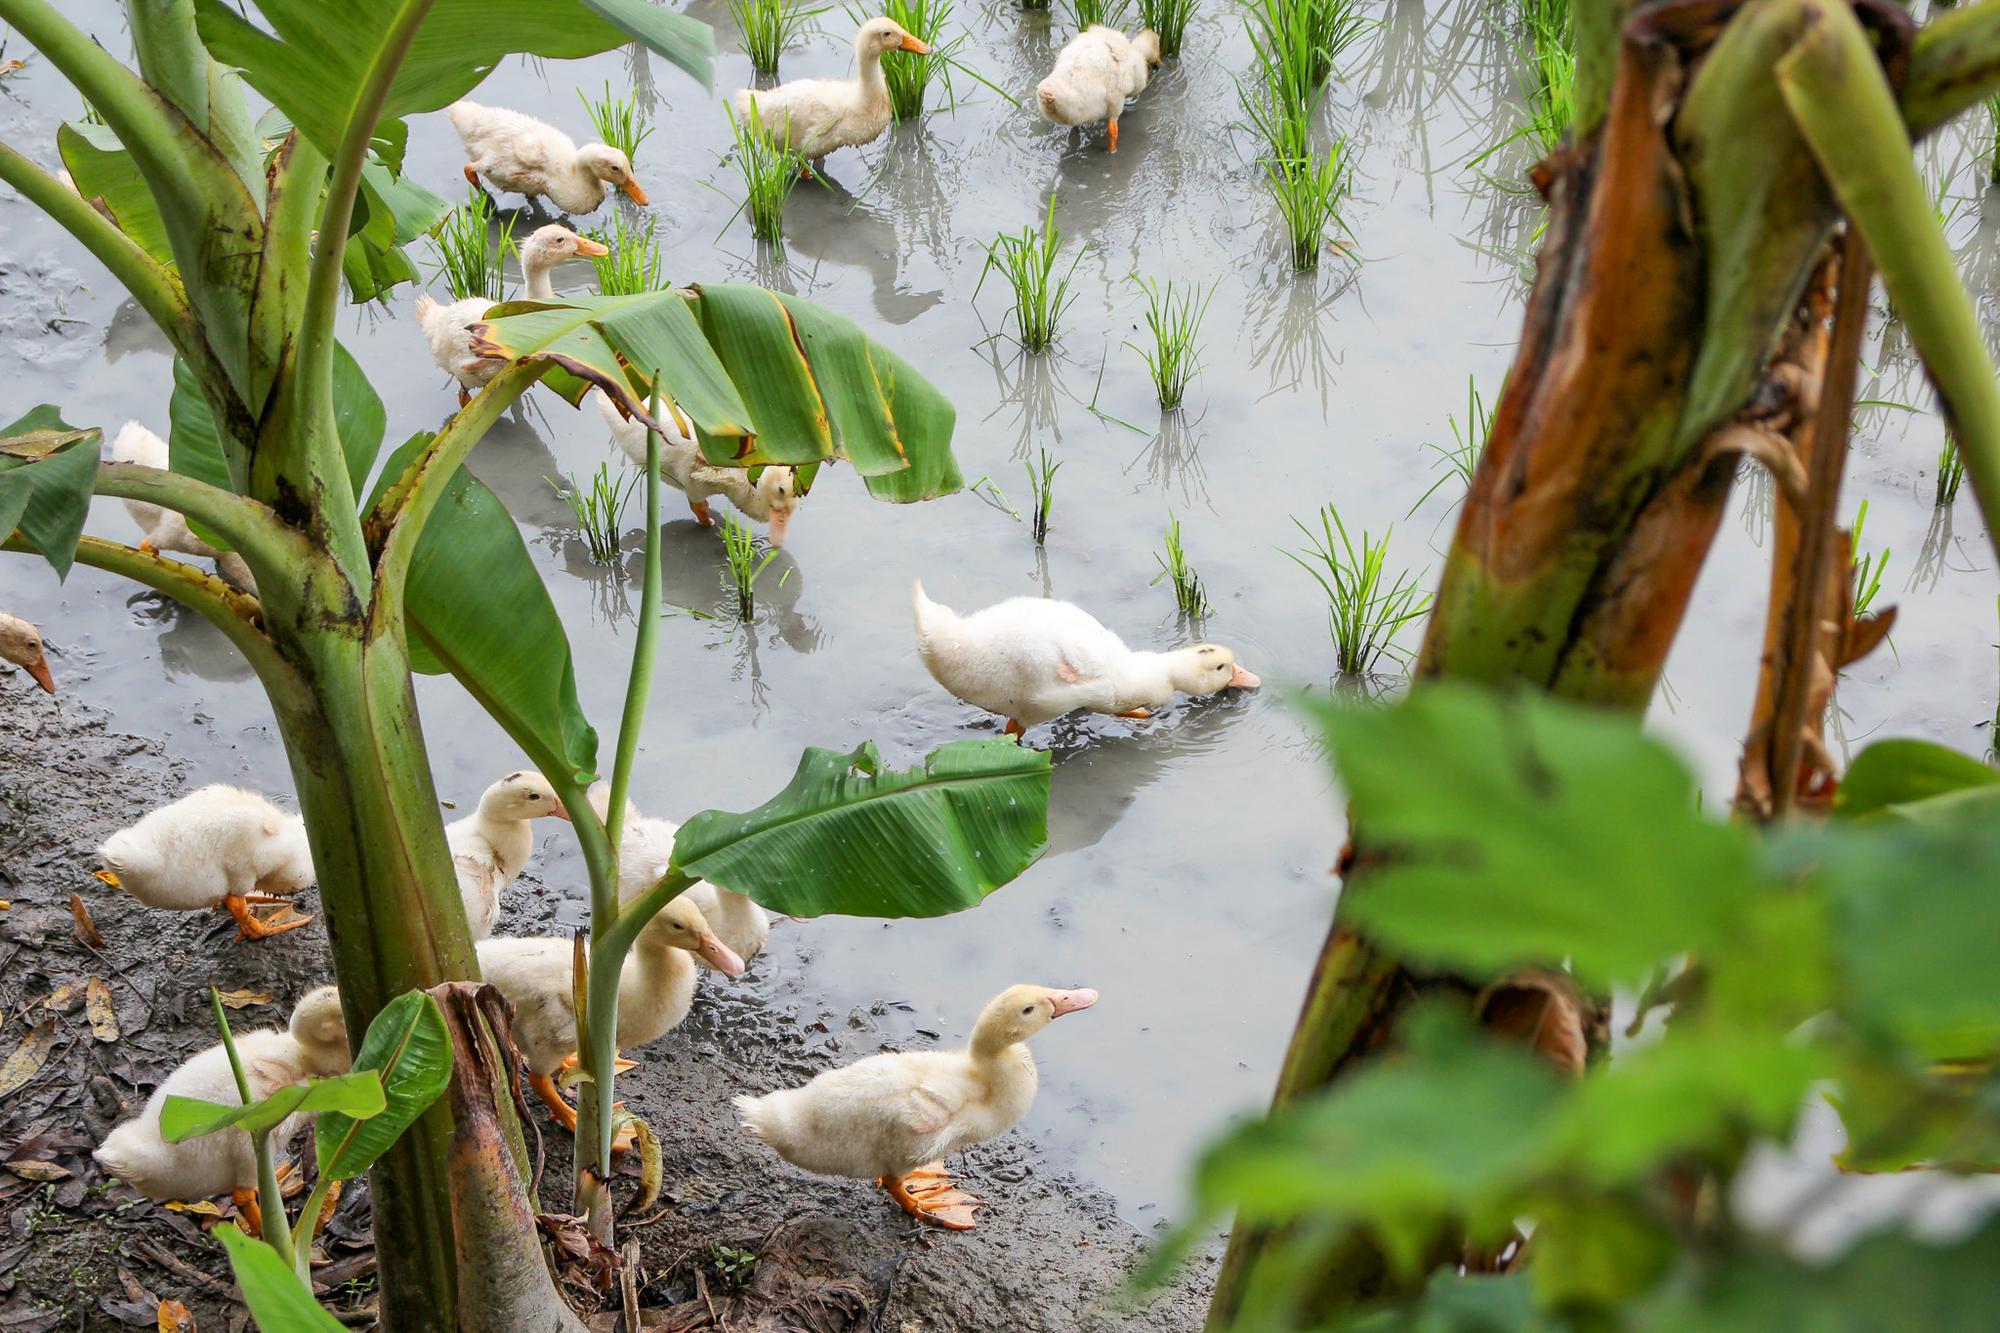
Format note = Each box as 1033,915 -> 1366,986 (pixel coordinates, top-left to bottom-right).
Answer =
1776,3 -> 2000,557
294,1169 -> 337,1285
211,989 -> 296,1270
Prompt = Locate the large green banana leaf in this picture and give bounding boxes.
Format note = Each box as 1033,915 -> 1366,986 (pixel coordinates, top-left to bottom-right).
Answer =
0,407 -> 101,580
474,287 -> 963,500
194,0 -> 712,171
57,123 -> 175,269
169,346 -> 384,504
344,162 -> 448,304
315,990 -> 451,1181
671,740 -> 1051,918
160,1071 -> 386,1140
214,1229 -> 346,1333
370,434 -> 599,783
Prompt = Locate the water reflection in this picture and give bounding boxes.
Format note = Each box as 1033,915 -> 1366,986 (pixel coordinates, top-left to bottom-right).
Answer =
1125,408 -> 1210,507
1908,503 -> 1980,596
128,594 -> 257,685
1245,270 -> 1352,407
980,345 -> 1071,458
779,174 -> 946,324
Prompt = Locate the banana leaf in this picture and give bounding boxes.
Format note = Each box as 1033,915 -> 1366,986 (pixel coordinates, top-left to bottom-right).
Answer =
0,407 -> 102,580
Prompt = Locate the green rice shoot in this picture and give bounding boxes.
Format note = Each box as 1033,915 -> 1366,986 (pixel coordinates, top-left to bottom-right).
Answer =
551,463 -> 638,565
1988,92 -> 2000,183
1267,139 -> 1352,270
1026,447 -> 1061,546
1128,276 -> 1215,409
1850,498 -> 1889,620
1153,510 -> 1211,618
426,189 -> 515,303
1138,0 -> 1198,58
727,97 -> 808,242
579,82 -> 653,165
977,196 -> 1083,351
1063,0 -> 1132,30
719,511 -> 780,619
1285,503 -> 1431,675
729,0 -> 827,75
1937,430 -> 1965,507
587,208 -> 666,297
1410,376 -> 1492,514
873,0 -> 960,121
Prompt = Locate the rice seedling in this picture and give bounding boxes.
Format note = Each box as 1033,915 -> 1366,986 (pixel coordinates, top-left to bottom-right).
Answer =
551,463 -> 639,564
586,208 -> 666,296
1850,498 -> 1890,619
719,512 -> 780,619
1238,71 -> 1318,168
1126,277 -> 1215,409
1025,448 -> 1061,545
1284,503 -> 1431,675
726,97 -> 808,242
1266,139 -> 1352,270
876,0 -> 958,121
1152,510 -> 1211,618
1245,0 -> 1367,97
579,82 -> 653,165
729,0 -> 827,74
1938,429 -> 1965,507
1409,375 -> 1492,515
426,189 -> 515,303
1988,92 -> 2000,183
970,475 -> 1022,520
1138,0 -> 1198,58
1063,0 -> 1131,31
977,196 -> 1083,351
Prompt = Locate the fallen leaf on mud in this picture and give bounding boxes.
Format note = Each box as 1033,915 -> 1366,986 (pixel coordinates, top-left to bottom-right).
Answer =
6,1160 -> 70,1182
212,988 -> 273,1010
162,1200 -> 223,1217
70,894 -> 104,948
86,977 -> 120,1042
155,1300 -> 194,1333
41,981 -> 82,1013
0,1020 -> 55,1098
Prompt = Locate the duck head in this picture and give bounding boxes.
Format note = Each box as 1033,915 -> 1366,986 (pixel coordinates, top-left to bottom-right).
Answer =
1135,28 -> 1164,66
519,224 -> 610,277
481,770 -> 570,823
645,896 -> 747,976
289,985 -> 353,1075
1167,643 -> 1260,697
756,466 -> 804,547
856,15 -> 932,58
577,143 -> 648,205
0,613 -> 53,694
971,983 -> 1097,1054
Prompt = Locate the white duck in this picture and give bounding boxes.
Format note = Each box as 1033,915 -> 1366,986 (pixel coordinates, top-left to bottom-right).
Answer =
94,986 -> 349,1223
588,783 -> 772,967
730,17 -> 932,162
416,225 -> 609,405
96,785 -> 316,939
0,612 -> 54,694
1036,26 -> 1163,153
477,896 -> 745,1136
107,422 -> 257,594
590,388 -> 803,545
449,770 -> 570,940
737,983 -> 1096,1229
448,101 -> 650,214
912,581 -> 1260,736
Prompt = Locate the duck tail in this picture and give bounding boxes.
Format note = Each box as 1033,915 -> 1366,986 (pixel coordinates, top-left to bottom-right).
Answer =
1036,81 -> 1066,123
734,1091 -> 779,1143
415,292 -> 439,321
911,579 -> 949,652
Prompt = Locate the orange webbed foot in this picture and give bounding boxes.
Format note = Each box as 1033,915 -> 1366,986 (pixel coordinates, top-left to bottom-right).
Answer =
882,1163 -> 981,1230
223,895 -> 313,941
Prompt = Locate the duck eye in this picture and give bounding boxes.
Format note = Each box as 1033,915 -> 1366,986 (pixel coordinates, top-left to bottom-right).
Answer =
1021,1005 -> 1034,1015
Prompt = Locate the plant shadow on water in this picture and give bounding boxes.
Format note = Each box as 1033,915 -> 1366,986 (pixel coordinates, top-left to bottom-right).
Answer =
1245,268 -> 1353,408
653,523 -> 826,657
980,343 -> 1073,458
1125,408 -> 1212,507
776,171 -> 948,322
127,594 -> 259,685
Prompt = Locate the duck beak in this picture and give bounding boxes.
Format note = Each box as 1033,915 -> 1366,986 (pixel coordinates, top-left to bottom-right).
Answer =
619,178 -> 651,206
698,931 -> 747,977
1227,664 -> 1261,690
1047,987 -> 1098,1017
573,236 -> 610,258
766,508 -> 792,548
26,656 -> 54,694
94,868 -> 120,889
548,799 -> 571,821
898,33 -> 932,53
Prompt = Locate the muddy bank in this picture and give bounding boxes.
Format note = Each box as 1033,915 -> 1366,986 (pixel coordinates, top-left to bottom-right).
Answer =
0,686 -> 1212,1330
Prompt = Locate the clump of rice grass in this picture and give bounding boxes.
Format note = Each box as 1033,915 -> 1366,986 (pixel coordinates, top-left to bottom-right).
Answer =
1938,430 -> 1965,507
426,189 -> 516,303
1245,0 -> 1367,97
1063,0 -> 1132,30
977,196 -> 1082,351
1987,92 -> 2000,183
1850,498 -> 1889,619
1409,375 -> 1492,514
729,0 -> 827,74
1126,276 -> 1215,409
587,208 -> 666,296
1025,447 -> 1061,545
1153,510 -> 1211,617
551,463 -> 638,564
727,97 -> 808,242
719,511 -> 780,619
1238,71 -> 1319,167
1285,503 -> 1431,675
1138,0 -> 1198,57
873,0 -> 963,121
579,81 -> 653,165
1267,140 -> 1353,270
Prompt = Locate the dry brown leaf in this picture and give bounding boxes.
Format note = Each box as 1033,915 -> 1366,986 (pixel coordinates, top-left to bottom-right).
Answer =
85,977 -> 119,1042
8,1159 -> 71,1181
213,988 -> 274,1010
70,893 -> 104,949
42,981 -> 83,1013
156,1299 -> 195,1333
0,1019 -> 55,1098
163,1199 -> 223,1217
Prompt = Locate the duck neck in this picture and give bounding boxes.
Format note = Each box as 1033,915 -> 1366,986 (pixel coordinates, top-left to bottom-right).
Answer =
856,44 -> 889,99
521,254 -> 558,302
1108,651 -> 1179,712
473,805 -> 533,879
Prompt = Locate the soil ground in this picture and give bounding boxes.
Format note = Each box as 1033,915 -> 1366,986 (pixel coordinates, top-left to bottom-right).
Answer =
0,686 -> 1213,1331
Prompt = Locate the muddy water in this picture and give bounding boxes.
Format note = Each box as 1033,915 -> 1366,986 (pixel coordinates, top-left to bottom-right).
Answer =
3,0 -> 1996,1230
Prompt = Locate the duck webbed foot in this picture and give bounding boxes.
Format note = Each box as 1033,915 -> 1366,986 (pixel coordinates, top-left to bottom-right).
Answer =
1003,719 -> 1026,738
1113,707 -> 1151,720
222,894 -> 313,940
881,1163 -> 981,1230
528,1070 -> 637,1150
